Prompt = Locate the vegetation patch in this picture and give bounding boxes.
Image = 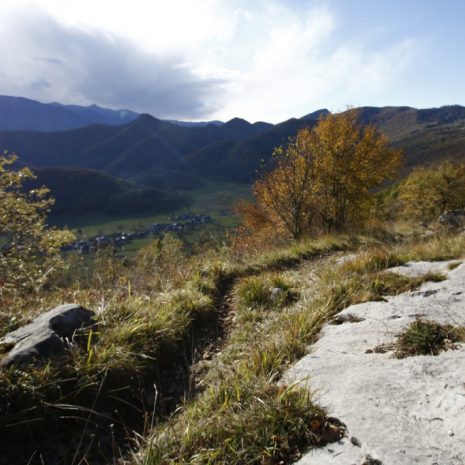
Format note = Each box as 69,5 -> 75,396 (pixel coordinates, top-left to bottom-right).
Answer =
448,261 -> 462,270
144,377 -> 344,465
235,273 -> 297,310
0,250 -> 226,464
394,319 -> 465,358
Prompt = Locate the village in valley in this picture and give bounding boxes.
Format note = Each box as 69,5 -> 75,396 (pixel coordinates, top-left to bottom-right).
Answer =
63,213 -> 214,253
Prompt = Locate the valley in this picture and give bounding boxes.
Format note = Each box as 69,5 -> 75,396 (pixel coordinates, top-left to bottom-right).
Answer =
49,181 -> 250,248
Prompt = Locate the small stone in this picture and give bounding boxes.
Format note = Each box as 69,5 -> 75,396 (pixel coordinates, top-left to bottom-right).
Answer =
270,287 -> 284,301
363,455 -> 383,465
350,436 -> 362,447
448,430 -> 455,437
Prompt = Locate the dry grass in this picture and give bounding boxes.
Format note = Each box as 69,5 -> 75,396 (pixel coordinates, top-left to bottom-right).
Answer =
2,231 -> 465,463
138,232 -> 465,464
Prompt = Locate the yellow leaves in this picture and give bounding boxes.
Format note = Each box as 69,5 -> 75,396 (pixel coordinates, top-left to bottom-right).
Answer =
236,110 -> 404,244
398,161 -> 465,223
304,110 -> 403,231
0,154 -> 74,294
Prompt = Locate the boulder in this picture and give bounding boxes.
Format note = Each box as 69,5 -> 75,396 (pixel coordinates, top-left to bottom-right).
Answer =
0,304 -> 95,368
438,209 -> 465,228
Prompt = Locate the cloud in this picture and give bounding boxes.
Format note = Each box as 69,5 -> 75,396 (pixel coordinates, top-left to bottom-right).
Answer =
0,6 -> 226,118
0,1 -> 421,121
207,3 -> 419,122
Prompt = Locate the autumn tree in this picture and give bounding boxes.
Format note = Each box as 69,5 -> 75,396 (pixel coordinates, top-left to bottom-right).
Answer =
236,110 -> 403,241
309,110 -> 403,232
251,128 -> 318,239
0,155 -> 74,293
398,161 -> 465,223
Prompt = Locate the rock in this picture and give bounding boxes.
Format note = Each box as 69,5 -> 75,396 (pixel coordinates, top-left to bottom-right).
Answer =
270,287 -> 284,301
331,313 -> 365,325
285,260 -> 465,465
0,304 -> 95,368
438,210 -> 465,229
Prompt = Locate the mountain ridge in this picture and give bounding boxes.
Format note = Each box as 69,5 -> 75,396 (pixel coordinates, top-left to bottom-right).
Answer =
2,100 -> 465,216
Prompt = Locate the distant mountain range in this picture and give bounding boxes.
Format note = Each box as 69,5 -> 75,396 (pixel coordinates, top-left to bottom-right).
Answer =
1,95 -> 465,217
0,95 -> 224,132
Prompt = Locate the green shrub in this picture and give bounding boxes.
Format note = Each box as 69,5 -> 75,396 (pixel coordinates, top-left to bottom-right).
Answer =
395,319 -> 464,358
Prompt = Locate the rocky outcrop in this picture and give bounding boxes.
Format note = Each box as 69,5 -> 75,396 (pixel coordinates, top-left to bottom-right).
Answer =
285,260 -> 465,465
0,304 -> 95,368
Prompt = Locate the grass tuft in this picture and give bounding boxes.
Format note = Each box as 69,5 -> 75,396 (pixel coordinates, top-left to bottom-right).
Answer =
144,377 -> 334,465
395,319 -> 465,358
448,261 -> 462,270
235,274 -> 296,310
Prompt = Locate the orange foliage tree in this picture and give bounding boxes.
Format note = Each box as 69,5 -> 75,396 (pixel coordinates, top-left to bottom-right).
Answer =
235,110 -> 403,244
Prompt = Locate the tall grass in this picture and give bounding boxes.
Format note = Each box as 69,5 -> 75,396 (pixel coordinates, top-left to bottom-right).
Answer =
2,231 -> 465,463
139,232 -> 465,464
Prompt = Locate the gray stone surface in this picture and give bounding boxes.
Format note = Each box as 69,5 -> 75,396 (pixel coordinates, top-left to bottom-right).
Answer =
284,260 -> 465,465
0,304 -> 95,368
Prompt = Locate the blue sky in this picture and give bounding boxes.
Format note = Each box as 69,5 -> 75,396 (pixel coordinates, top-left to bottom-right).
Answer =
0,0 -> 463,122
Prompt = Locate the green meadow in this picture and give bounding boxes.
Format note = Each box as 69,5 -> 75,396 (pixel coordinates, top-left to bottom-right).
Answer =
48,182 -> 252,239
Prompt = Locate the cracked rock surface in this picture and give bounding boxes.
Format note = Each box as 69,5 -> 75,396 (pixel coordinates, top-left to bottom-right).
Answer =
284,260 -> 465,465
0,304 -> 95,368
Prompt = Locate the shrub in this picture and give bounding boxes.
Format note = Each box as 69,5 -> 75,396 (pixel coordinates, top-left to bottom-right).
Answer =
395,319 -> 464,358
0,155 -> 74,294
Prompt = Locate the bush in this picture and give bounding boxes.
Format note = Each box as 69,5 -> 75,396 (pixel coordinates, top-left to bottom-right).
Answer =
0,155 -> 74,294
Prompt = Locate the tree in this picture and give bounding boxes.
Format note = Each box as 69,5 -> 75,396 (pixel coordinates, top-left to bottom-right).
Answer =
252,128 -> 318,239
398,161 -> 465,223
0,155 -> 74,293
236,110 -> 403,241
309,110 -> 403,232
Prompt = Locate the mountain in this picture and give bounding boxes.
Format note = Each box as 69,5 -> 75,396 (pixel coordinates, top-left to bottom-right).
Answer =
186,105 -> 465,182
353,105 -> 465,169
0,95 -> 139,131
166,119 -> 224,127
2,102 -> 465,217
25,167 -> 187,215
300,108 -> 330,121
52,102 -> 139,126
0,113 -> 274,183
184,118 -> 308,182
0,94 -> 272,132
0,110 -> 275,214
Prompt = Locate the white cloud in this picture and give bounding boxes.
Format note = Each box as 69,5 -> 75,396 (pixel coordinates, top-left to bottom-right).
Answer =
0,5 -> 227,117
204,4 -> 419,122
0,0 -> 419,121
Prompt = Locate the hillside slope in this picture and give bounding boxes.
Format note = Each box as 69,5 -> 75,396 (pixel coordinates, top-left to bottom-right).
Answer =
185,105 -> 465,182
0,113 -> 273,184
1,104 -> 465,197
26,167 -> 187,215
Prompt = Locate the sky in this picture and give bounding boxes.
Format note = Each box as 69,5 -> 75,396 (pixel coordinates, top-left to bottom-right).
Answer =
0,0 -> 464,122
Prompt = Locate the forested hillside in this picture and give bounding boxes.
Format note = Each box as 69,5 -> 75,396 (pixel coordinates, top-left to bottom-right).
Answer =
1,104 -> 465,216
